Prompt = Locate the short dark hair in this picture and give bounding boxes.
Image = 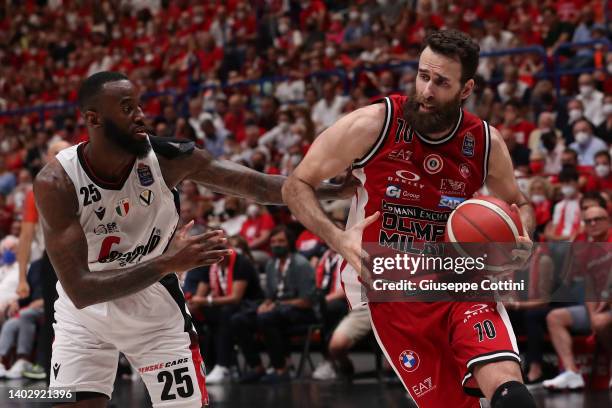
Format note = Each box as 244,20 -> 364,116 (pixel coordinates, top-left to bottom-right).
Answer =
558,165 -> 579,183
270,225 -> 296,252
421,30 -> 480,84
594,150 -> 611,163
580,192 -> 606,209
77,71 -> 128,111
563,148 -> 578,160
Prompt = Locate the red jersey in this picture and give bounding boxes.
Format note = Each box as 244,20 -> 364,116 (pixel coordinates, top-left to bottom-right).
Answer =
343,95 -> 491,307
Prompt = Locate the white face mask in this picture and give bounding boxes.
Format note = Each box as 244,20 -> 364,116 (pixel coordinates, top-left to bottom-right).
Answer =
595,164 -> 610,178
531,194 -> 546,204
579,85 -> 593,96
568,109 -> 583,122
574,131 -> 590,145
603,104 -> 612,117
561,185 -> 577,198
539,127 -> 551,133
247,204 -> 259,218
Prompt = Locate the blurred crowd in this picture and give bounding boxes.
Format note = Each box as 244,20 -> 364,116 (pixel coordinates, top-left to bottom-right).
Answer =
0,0 -> 611,390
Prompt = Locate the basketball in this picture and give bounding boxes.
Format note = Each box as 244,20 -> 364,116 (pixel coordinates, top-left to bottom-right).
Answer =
445,196 -> 524,269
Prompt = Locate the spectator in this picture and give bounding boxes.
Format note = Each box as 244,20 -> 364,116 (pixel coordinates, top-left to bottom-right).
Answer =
201,119 -> 229,159
501,127 -> 530,172
0,257 -> 43,379
543,206 -> 612,391
595,95 -> 612,143
311,80 -> 348,133
313,304 -> 372,381
528,112 -> 562,152
0,236 -> 19,305
568,119 -> 608,166
186,248 -> 263,384
528,177 -> 553,242
232,226 -> 316,383
585,150 -> 612,194
575,73 -> 605,127
295,228 -> 326,265
560,99 -> 586,143
545,166 -> 582,241
219,196 -> 247,237
224,94 -> 248,143
0,157 -> 17,196
501,100 -> 536,146
563,8 -> 597,70
497,66 -> 529,104
239,203 -> 275,267
258,110 -> 299,152
537,129 -> 566,175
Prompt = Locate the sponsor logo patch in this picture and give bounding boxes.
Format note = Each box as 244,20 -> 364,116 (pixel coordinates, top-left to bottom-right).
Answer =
438,195 -> 466,209
413,377 -> 436,398
94,206 -> 106,220
462,133 -> 475,157
399,350 -> 420,373
440,179 -> 466,195
139,189 -> 154,206
115,198 -> 130,217
387,149 -> 413,163
424,154 -> 443,174
460,163 -> 471,178
137,163 -> 154,186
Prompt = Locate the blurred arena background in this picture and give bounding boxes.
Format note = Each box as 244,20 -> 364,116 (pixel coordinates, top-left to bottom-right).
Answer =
0,0 -> 611,407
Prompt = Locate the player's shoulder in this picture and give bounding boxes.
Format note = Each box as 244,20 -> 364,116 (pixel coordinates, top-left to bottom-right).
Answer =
149,135 -> 195,159
33,159 -> 78,211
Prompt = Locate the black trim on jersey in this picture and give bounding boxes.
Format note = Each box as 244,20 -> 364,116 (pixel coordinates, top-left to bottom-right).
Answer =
77,142 -> 135,191
150,136 -> 195,159
465,350 -> 520,371
159,273 -> 196,335
482,120 -> 491,186
413,108 -> 464,145
353,97 -> 393,168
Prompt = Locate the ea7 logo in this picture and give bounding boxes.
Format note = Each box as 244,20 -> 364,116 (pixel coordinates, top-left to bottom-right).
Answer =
412,377 -> 436,398
388,149 -> 413,163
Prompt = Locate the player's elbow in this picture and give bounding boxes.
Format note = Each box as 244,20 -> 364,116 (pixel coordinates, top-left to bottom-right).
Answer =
281,176 -> 297,204
63,284 -> 90,309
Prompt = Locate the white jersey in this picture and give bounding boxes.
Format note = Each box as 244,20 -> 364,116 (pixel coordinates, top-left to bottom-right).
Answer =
55,141 -> 179,313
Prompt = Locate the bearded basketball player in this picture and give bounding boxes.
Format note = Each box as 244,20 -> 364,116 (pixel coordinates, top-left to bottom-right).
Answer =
35,71 -> 353,407
284,30 -> 537,408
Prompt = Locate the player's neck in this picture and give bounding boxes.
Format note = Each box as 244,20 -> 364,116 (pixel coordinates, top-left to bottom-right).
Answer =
85,136 -> 135,183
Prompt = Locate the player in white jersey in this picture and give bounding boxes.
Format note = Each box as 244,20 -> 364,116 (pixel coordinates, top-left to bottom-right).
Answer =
34,72 -> 353,408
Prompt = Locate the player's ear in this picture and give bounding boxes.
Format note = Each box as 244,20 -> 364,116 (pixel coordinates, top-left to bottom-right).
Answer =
84,110 -> 101,128
460,79 -> 475,101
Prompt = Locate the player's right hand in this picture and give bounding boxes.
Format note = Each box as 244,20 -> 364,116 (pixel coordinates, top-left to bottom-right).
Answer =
16,280 -> 30,299
334,211 -> 379,288
164,221 -> 232,272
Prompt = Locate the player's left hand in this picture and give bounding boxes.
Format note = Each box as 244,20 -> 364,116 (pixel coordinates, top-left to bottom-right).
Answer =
335,170 -> 361,199
500,204 -> 533,271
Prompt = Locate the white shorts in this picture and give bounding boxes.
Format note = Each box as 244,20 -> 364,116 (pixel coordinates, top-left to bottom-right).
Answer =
50,274 -> 208,407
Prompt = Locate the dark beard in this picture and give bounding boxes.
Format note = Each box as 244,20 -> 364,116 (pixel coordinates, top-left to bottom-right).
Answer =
102,118 -> 151,159
403,88 -> 462,136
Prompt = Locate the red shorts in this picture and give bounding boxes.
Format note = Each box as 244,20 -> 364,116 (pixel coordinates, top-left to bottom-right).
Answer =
369,301 -> 519,408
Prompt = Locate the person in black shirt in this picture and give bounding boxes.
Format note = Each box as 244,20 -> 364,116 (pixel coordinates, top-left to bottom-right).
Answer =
185,250 -> 263,384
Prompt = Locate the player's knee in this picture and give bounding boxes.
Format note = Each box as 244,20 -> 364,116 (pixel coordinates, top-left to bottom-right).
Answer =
329,332 -> 351,355
491,381 -> 536,408
546,309 -> 565,327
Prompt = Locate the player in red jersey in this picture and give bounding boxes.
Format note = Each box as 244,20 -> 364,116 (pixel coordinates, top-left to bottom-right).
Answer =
284,30 -> 537,408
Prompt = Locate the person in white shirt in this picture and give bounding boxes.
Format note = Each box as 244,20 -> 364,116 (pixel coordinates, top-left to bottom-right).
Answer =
311,81 -> 348,133
576,73 -> 605,126
0,236 -> 19,307
569,119 -> 608,166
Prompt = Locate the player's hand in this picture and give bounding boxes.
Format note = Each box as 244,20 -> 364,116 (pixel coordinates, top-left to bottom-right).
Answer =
336,170 -> 361,199
499,204 -> 533,271
334,211 -> 379,288
164,221 -> 232,272
7,301 -> 19,318
16,280 -> 30,299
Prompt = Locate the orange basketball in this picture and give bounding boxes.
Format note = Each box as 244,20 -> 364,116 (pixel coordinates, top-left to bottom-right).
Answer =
444,196 -> 524,268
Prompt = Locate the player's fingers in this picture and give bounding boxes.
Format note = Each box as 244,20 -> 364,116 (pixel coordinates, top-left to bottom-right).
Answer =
200,249 -> 233,260
178,220 -> 194,238
358,211 -> 380,230
200,236 -> 228,250
190,229 -> 225,243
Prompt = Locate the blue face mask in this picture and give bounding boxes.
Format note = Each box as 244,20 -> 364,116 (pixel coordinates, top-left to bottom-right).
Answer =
2,250 -> 16,265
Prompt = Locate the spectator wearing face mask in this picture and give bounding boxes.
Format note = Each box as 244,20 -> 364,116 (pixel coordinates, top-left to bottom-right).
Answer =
0,236 -> 19,306
560,99 -> 585,144
544,166 -> 582,241
240,203 -> 276,267
585,151 -> 612,194
536,130 -> 565,175
501,127 -> 530,172
575,73 -> 605,127
569,118 -> 608,166
528,177 -> 553,242
528,112 -> 563,152
595,96 -> 612,144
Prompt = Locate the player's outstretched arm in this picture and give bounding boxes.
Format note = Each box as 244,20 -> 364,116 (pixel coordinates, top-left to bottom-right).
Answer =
157,142 -> 358,205
283,104 -> 385,271
34,161 -> 231,309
